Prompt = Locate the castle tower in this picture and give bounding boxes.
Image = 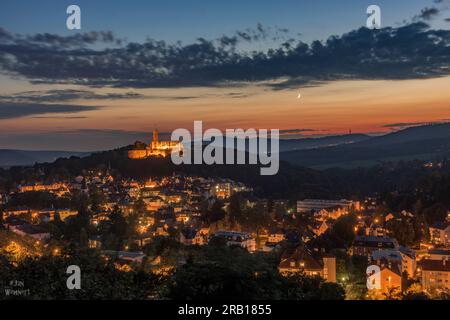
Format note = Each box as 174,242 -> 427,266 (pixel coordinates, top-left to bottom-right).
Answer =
129,127 -> 181,159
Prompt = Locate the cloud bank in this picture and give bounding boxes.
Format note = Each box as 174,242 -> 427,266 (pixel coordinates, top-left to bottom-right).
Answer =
0,102 -> 99,119
1,19 -> 450,90
0,89 -> 142,103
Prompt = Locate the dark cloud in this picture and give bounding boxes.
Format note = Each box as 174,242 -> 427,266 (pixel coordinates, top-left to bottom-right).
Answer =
417,7 -> 440,20
28,31 -> 121,46
1,21 -> 450,89
0,102 -> 99,119
0,89 -> 142,103
30,116 -> 88,119
159,91 -> 252,100
0,89 -> 254,104
445,18 -> 450,22
0,27 -> 13,41
279,129 -> 317,135
217,24 -> 290,49
2,30 -> 123,48
383,122 -> 428,128
217,35 -> 239,47
226,92 -> 250,98
235,23 -> 279,42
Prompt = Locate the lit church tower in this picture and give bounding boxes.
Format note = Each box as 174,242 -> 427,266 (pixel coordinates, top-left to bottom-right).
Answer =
153,128 -> 159,143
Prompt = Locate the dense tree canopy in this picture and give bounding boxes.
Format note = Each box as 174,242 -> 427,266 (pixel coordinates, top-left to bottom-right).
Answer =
0,249 -> 161,300
165,244 -> 344,300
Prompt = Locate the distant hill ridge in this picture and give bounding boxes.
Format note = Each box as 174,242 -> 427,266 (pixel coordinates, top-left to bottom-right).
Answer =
281,123 -> 450,168
2,123 -> 450,169
357,122 -> 450,147
0,149 -> 89,167
278,133 -> 370,152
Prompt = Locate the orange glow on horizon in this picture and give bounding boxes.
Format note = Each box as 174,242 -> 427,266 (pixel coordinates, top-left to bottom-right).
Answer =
1,76 -> 450,144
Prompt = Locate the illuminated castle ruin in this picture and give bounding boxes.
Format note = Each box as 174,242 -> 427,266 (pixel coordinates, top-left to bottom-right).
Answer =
128,129 -> 182,159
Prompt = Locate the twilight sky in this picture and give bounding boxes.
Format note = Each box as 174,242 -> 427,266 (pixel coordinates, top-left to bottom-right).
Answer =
0,0 -> 450,151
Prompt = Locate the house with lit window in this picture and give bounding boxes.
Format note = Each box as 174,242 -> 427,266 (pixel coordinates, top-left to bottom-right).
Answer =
267,228 -> 285,243
211,231 -> 256,252
420,258 -> 450,292
311,220 -> 331,236
427,249 -> 450,260
351,235 -> 399,257
88,235 -> 102,249
192,227 -> 209,245
297,199 -> 360,214
371,246 -> 416,278
429,222 -> 450,246
365,222 -> 386,237
367,264 -> 403,294
278,246 -> 336,282
102,250 -> 146,264
211,182 -> 232,199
